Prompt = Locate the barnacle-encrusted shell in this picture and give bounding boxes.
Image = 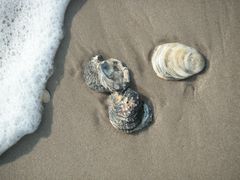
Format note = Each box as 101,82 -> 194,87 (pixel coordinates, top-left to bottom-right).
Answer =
98,58 -> 130,92
108,88 -> 152,133
83,55 -> 130,92
151,43 -> 205,80
83,55 -> 108,92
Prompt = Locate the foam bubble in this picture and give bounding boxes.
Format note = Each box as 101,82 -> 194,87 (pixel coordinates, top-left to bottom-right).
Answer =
0,0 -> 70,155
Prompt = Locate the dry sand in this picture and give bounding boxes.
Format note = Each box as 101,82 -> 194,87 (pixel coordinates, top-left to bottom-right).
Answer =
1,0 -> 240,179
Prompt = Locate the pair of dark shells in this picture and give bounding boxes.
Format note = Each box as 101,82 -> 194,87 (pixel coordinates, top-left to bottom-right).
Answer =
83,55 -> 152,133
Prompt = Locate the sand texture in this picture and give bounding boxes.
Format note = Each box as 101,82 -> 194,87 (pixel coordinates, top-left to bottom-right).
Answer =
1,0 -> 240,179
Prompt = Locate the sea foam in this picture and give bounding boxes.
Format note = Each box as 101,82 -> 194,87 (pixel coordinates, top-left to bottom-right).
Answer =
0,0 -> 70,155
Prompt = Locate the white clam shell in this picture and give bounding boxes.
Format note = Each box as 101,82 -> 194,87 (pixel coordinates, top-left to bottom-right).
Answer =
151,43 -> 205,80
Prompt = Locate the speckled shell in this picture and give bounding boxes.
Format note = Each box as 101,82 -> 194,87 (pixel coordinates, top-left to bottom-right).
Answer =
151,43 -> 205,80
98,58 -> 130,92
108,88 -> 152,133
83,55 -> 107,92
83,55 -> 130,92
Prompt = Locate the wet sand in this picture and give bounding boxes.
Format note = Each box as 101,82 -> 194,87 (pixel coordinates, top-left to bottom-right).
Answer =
1,0 -> 240,179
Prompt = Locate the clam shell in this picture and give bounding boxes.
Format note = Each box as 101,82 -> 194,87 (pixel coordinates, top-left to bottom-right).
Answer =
108,88 -> 152,133
98,58 -> 130,92
83,55 -> 130,92
83,55 -> 108,92
151,43 -> 205,80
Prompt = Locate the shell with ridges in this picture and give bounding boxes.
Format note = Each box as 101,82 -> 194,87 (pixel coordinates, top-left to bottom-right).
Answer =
83,55 -> 107,92
108,88 -> 152,133
151,43 -> 205,80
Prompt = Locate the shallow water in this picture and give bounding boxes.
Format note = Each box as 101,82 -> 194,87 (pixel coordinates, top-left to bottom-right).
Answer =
0,0 -> 70,155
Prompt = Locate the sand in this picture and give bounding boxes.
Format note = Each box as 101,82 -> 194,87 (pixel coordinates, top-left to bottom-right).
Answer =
1,0 -> 240,179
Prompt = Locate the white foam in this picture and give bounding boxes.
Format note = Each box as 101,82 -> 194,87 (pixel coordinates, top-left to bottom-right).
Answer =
0,0 -> 70,155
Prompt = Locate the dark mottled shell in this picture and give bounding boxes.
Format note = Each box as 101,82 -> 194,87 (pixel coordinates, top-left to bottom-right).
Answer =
98,58 -> 130,92
83,55 -> 108,92
108,88 -> 153,133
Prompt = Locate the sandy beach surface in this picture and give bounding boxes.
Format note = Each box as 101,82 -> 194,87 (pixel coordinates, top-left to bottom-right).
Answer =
1,0 -> 240,179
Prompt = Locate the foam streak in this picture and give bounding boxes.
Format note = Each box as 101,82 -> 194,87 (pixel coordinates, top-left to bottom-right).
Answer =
0,0 -> 70,155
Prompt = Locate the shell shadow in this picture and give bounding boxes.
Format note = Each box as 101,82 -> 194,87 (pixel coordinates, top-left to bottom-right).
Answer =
0,0 -> 87,165
130,94 -> 155,136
